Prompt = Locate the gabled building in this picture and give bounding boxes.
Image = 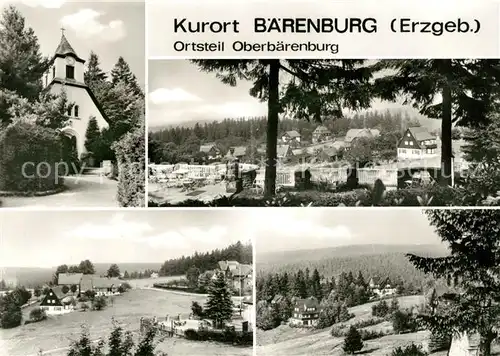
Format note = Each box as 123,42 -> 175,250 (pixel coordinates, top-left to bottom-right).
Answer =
289,296 -> 321,327
200,143 -> 222,160
39,287 -> 75,315
281,130 -> 301,147
397,127 -> 438,160
345,128 -> 381,147
42,31 -> 109,158
92,277 -> 121,296
277,145 -> 292,160
368,277 -> 396,298
217,260 -> 253,294
57,273 -> 83,294
312,126 -> 332,144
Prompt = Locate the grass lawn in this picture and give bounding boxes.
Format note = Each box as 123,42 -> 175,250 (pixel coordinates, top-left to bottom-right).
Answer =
0,176 -> 118,208
1,289 -> 251,356
256,295 -> 426,355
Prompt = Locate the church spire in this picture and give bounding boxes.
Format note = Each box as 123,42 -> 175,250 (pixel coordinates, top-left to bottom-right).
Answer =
54,30 -> 79,58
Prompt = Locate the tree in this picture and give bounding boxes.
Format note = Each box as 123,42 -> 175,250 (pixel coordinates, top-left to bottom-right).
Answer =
0,5 -> 48,100
375,59 -> 500,185
390,297 -> 400,312
407,210 -> 500,356
84,116 -> 101,157
62,285 -> 69,294
12,287 -> 31,306
391,310 -> 416,334
192,59 -> 373,196
84,51 -> 107,91
343,326 -> 363,354
70,285 -> 78,294
34,288 -> 41,297
0,293 -> 22,328
123,271 -> 130,279
107,264 -> 121,278
204,272 -> 234,328
186,266 -> 201,289
79,260 -> 95,275
53,264 -> 69,285
107,319 -> 134,356
191,301 -> 204,319
310,268 -> 322,301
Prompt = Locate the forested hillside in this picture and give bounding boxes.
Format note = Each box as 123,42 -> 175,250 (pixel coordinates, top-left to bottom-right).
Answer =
257,244 -> 448,284
159,241 -> 253,276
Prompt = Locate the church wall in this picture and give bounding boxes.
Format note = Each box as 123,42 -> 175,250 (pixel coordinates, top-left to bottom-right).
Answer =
49,85 -> 109,157
53,57 -> 85,83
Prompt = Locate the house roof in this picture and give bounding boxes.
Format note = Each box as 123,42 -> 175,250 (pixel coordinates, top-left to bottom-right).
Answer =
218,260 -> 240,272
200,143 -> 217,153
242,295 -> 253,305
408,127 -> 435,142
57,273 -> 83,285
277,145 -> 290,157
345,128 -> 380,143
313,125 -> 331,134
284,130 -> 301,138
80,275 -> 93,292
237,264 -> 253,276
295,296 -> 319,311
92,277 -> 120,289
226,146 -> 247,157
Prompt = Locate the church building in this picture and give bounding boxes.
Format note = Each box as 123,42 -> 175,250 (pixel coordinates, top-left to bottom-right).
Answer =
42,31 -> 109,158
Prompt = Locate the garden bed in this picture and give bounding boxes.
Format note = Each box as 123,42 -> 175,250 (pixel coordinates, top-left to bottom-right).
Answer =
0,184 -> 66,197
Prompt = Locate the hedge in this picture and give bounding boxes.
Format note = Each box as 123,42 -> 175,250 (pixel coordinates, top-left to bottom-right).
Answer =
113,126 -> 145,207
0,122 -> 63,193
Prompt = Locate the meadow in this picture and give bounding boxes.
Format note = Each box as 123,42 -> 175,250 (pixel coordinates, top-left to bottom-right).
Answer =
1,288 -> 251,356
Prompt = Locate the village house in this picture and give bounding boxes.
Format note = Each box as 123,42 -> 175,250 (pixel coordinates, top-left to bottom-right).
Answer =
150,272 -> 159,279
42,31 -> 109,158
281,130 -> 301,147
199,143 -> 222,160
344,128 -> 381,150
242,295 -> 255,333
92,277 -> 121,296
39,287 -> 75,315
225,146 -> 247,160
217,260 -> 253,294
312,125 -> 332,144
289,296 -> 321,327
368,277 -> 397,298
397,127 -> 438,160
57,273 -> 83,294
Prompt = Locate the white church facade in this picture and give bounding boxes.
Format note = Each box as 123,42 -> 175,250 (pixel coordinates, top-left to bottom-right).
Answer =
42,32 -> 109,158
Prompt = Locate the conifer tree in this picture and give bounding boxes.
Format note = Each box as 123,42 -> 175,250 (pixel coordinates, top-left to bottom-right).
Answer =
0,5 -> 48,100
84,116 -> 101,154
407,209 -> 500,356
204,271 -> 234,328
343,326 -> 363,354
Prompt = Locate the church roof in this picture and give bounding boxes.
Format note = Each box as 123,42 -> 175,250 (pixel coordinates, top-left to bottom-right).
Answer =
51,33 -> 85,63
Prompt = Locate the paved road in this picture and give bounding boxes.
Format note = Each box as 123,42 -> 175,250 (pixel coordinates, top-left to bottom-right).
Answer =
0,175 -> 118,208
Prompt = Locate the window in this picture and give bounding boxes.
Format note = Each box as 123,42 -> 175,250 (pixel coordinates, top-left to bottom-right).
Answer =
67,107 -> 72,116
404,141 -> 408,145
407,132 -> 410,136
66,65 -> 75,79
52,67 -> 55,78
74,105 -> 79,117
409,141 -> 413,146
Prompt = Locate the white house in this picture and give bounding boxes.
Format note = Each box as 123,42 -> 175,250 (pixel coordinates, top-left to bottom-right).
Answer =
397,127 -> 438,160
42,31 -> 109,158
242,295 -> 254,332
39,287 -> 74,315
448,332 -> 479,356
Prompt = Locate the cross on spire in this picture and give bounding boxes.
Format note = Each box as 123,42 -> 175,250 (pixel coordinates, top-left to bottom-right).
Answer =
60,27 -> 65,35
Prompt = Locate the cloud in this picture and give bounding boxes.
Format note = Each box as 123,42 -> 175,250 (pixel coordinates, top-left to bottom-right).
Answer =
149,88 -> 202,105
21,0 -> 66,8
60,9 -> 125,42
68,213 -> 153,241
140,225 -> 228,248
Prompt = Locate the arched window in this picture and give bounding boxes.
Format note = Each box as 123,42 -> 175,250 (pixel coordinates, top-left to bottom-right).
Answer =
74,105 -> 79,117
67,107 -> 72,116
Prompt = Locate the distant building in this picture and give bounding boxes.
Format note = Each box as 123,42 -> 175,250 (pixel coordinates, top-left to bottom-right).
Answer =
397,127 -> 438,160
225,146 -> 247,160
281,130 -> 301,147
289,296 -> 321,327
277,145 -> 292,160
199,143 -> 222,160
150,272 -> 159,279
242,295 -> 254,332
217,260 -> 253,293
92,277 -> 121,296
56,273 -> 121,297
57,273 -> 83,294
368,277 -> 397,298
344,128 -> 381,148
312,126 -> 332,144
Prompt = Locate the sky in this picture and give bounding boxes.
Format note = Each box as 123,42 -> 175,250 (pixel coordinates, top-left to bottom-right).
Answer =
0,0 -> 145,88
0,210 -> 252,268
0,209 -> 440,267
147,60 -> 435,128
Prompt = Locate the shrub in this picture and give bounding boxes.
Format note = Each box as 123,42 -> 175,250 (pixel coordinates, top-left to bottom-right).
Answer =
0,121 -> 63,193
331,325 -> 345,337
391,310 -> 417,334
92,296 -> 107,311
360,329 -> 387,341
191,301 -> 204,319
343,326 -> 364,354
0,294 -> 22,329
29,307 -> 47,322
390,344 -> 427,356
113,126 -> 145,207
62,285 -> 69,294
